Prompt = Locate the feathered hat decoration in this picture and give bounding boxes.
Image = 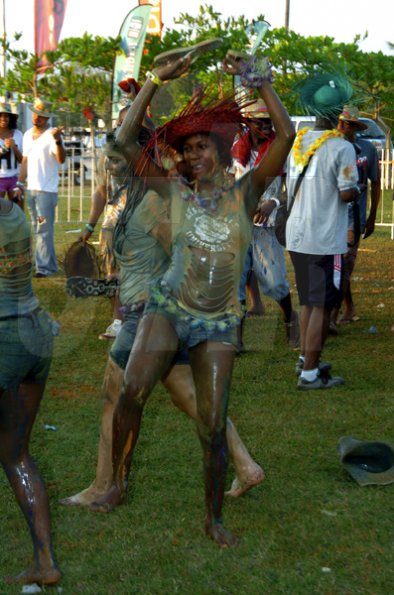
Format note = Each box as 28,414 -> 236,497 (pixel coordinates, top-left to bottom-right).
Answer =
139,90 -> 254,173
296,73 -> 353,119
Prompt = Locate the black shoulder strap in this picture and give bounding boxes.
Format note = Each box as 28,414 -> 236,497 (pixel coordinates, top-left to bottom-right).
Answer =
287,157 -> 312,216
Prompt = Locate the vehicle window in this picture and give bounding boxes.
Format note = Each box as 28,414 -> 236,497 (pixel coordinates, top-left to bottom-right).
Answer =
357,119 -> 385,139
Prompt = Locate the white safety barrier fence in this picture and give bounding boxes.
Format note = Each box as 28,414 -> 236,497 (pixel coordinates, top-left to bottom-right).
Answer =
376,149 -> 394,239
56,147 -> 97,223
56,147 -> 394,238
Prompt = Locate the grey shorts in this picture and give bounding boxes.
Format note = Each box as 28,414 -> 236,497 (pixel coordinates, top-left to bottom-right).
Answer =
0,308 -> 53,390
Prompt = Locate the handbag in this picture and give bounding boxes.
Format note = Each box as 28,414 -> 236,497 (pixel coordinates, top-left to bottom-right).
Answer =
274,159 -> 311,247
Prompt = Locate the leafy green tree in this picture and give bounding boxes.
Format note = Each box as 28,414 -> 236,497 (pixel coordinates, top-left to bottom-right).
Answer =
1,33 -> 121,128
1,5 -> 393,134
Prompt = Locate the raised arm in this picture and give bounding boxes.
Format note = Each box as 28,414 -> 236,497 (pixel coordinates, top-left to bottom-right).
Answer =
115,55 -> 192,195
224,53 -> 295,217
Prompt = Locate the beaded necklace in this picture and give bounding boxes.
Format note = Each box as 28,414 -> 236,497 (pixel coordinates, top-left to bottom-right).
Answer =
179,175 -> 233,212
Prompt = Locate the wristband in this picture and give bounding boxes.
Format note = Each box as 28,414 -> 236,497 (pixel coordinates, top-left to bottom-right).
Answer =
145,70 -> 163,87
56,140 -> 63,146
85,223 -> 95,233
16,181 -> 25,188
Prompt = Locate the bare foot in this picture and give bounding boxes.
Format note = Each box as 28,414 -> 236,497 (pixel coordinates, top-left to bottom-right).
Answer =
89,485 -> 125,513
5,564 -> 61,586
205,519 -> 239,548
225,465 -> 266,497
59,485 -> 107,508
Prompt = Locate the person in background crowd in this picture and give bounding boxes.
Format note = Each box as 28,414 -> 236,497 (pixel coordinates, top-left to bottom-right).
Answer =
232,99 -> 299,351
0,101 -> 23,208
286,75 -> 359,390
15,98 -> 66,278
330,105 -> 380,333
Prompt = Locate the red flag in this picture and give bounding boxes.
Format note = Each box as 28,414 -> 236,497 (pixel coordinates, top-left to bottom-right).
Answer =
35,0 -> 68,70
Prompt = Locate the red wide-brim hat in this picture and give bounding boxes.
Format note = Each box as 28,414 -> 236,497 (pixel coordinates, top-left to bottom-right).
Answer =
144,91 -> 252,162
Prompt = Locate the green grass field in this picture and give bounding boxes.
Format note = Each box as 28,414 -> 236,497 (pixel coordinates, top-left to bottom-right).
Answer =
1,191 -> 393,594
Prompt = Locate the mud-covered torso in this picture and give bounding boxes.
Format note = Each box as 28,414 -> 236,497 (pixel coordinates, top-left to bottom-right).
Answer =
162,177 -> 253,319
0,203 -> 38,317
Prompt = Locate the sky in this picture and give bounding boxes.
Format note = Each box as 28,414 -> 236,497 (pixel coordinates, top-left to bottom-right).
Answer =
3,0 -> 393,56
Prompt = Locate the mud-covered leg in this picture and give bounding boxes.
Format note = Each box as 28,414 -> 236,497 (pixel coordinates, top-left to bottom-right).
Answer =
189,342 -> 239,547
60,357 -> 124,507
163,364 -> 265,497
0,383 -> 61,586
90,313 -> 178,512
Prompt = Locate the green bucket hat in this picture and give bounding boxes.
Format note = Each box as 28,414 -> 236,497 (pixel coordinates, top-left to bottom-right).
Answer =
338,436 -> 394,486
297,73 -> 353,119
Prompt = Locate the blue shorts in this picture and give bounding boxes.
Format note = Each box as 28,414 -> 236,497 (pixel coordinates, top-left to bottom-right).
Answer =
110,308 -> 190,370
0,308 -> 53,390
289,252 -> 343,309
144,285 -> 238,350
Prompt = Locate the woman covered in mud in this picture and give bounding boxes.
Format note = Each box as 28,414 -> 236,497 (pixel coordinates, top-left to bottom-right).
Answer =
0,196 -> 60,586
92,46 -> 294,547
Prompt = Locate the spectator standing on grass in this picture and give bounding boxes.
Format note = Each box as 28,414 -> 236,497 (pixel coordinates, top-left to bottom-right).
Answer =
330,105 -> 380,333
0,101 -> 24,208
0,196 -> 61,587
232,99 -> 299,350
286,74 -> 359,390
15,98 -> 66,278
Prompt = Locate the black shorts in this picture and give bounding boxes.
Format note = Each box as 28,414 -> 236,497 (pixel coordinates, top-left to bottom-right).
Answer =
289,252 -> 343,309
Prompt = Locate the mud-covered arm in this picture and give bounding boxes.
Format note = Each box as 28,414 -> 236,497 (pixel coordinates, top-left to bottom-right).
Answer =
115,55 -> 192,197
224,55 -> 295,219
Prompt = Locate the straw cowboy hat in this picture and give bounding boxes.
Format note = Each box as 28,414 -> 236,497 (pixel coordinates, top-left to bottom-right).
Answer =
28,97 -> 53,118
242,98 -> 271,119
338,436 -> 394,486
338,105 -> 368,130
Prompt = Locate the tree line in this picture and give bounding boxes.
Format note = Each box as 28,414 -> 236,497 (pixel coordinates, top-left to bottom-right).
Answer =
1,5 -> 393,133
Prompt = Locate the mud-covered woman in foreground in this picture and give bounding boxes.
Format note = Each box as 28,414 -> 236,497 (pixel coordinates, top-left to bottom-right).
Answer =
92,47 -> 295,547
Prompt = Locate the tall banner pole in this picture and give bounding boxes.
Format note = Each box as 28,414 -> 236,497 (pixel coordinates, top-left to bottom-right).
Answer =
111,4 -> 152,125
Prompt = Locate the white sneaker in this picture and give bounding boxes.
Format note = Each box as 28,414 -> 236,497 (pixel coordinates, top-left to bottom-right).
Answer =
98,319 -> 122,340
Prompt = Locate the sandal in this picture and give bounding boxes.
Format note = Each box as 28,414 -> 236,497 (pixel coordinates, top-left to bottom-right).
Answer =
66,276 -> 119,298
153,38 -> 223,66
339,315 -> 360,324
